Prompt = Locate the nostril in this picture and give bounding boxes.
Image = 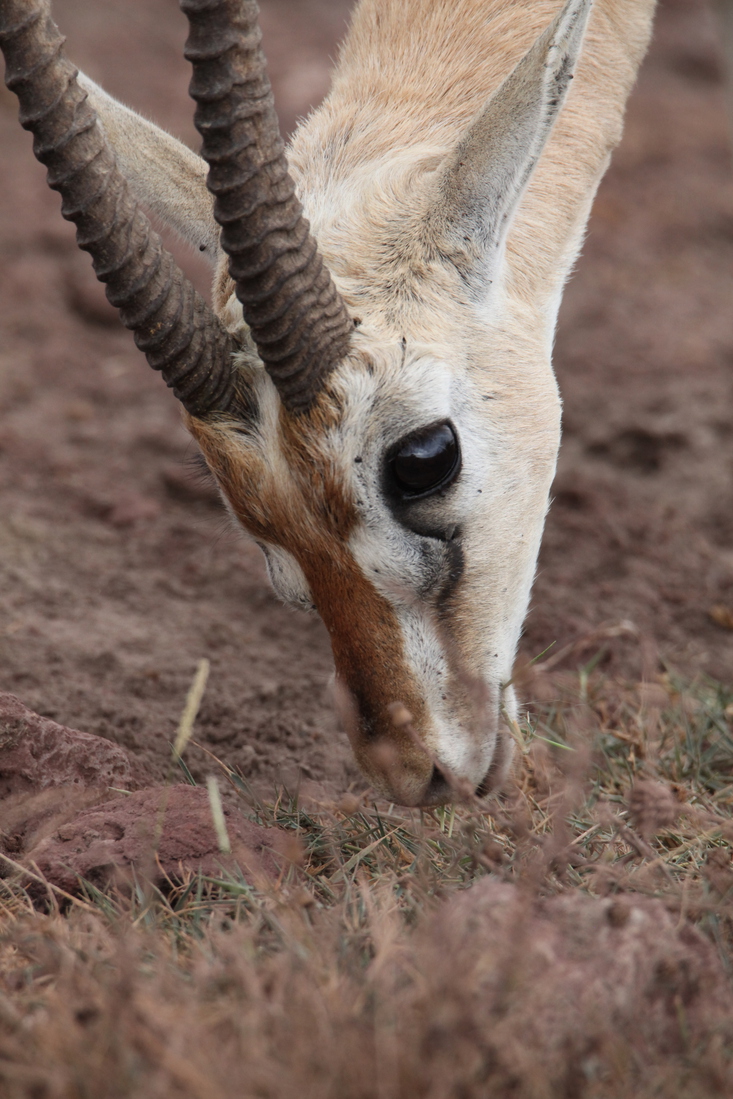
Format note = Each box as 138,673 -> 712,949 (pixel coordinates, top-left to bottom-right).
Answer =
425,764 -> 453,805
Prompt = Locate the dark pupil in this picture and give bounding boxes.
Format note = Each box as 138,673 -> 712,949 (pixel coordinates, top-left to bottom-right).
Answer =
392,423 -> 458,495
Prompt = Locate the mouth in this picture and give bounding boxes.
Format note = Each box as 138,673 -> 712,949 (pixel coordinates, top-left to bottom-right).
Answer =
360,706 -> 515,806
416,764 -> 455,807
414,760 -> 500,807
333,678 -> 508,807
474,770 -> 495,800
359,754 -> 499,808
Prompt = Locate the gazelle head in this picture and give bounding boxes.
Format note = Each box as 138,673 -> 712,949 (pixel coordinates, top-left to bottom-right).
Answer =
2,0 -> 594,805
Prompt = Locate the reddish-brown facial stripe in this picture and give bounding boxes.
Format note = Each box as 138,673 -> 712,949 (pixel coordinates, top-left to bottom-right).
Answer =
304,551 -> 433,793
189,412 -> 434,800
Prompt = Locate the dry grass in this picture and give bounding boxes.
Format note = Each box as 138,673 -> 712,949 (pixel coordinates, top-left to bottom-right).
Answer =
1,666 -> 732,1098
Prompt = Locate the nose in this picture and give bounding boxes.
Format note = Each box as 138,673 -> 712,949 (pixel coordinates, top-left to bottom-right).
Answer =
361,752 -> 462,808
416,764 -> 493,807
336,686 -> 497,807
367,749 -> 500,807
357,739 -> 436,806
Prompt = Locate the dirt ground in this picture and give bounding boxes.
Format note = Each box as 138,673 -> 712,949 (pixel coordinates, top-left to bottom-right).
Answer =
0,0 -> 731,797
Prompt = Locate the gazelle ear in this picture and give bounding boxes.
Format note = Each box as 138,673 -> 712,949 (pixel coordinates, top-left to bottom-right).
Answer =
426,0 -> 594,296
77,74 -> 221,263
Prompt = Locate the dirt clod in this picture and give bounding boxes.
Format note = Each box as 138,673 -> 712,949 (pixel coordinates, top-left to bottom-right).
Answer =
26,784 -> 282,894
0,692 -> 133,799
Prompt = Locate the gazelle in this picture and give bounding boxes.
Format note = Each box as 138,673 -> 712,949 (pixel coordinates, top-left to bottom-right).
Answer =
0,0 -> 655,806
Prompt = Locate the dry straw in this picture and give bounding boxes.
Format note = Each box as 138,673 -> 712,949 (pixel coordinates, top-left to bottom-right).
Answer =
173,658 -> 210,763
153,658 -> 211,853
206,775 -> 232,854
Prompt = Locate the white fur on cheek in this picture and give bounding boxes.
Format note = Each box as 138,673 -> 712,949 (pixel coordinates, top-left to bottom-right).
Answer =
259,543 -> 315,612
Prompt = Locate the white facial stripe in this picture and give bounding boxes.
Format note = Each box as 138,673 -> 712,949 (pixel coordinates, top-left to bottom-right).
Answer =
347,512 -> 497,785
399,604 -> 499,783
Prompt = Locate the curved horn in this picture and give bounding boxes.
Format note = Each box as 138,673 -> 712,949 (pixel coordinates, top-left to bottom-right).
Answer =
0,0 -> 239,418
181,0 -> 352,413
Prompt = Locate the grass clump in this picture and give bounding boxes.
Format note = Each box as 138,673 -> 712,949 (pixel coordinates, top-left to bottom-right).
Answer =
0,669 -> 732,1098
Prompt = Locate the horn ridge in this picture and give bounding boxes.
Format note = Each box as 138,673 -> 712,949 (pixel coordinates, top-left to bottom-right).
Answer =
0,0 -> 240,419
182,0 -> 352,413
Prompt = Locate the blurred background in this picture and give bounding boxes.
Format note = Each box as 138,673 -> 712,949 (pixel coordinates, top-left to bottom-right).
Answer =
0,0 -> 731,797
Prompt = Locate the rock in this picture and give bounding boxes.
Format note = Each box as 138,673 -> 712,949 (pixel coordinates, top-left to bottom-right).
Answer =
0,692 -> 133,799
27,784 -> 282,895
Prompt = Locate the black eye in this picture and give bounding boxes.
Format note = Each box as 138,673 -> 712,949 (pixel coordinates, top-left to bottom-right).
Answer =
389,421 -> 461,498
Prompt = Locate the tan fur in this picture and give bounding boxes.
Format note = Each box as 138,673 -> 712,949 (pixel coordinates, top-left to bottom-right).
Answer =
290,0 -> 654,312
73,0 -> 657,805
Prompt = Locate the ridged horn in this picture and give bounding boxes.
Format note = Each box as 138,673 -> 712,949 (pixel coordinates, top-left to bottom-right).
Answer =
181,0 -> 353,413
0,0 -> 240,418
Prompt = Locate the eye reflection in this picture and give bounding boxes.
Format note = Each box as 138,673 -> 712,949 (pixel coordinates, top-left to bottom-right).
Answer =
389,421 -> 460,498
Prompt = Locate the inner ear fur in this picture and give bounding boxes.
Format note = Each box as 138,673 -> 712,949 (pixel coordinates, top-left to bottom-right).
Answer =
78,73 -> 221,263
423,0 -> 594,299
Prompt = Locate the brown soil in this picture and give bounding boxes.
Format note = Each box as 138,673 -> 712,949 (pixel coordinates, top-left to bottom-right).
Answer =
0,0 -> 731,799
532,0 -> 733,680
